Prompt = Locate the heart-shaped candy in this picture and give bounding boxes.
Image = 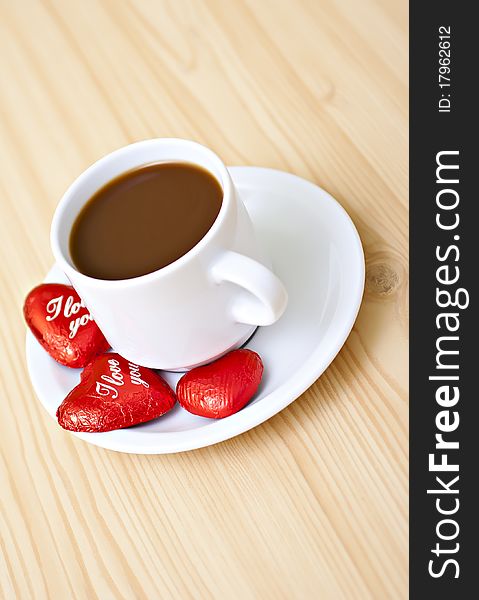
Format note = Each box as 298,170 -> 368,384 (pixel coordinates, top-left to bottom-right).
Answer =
24,283 -> 110,368
176,349 -> 264,419
57,353 -> 177,432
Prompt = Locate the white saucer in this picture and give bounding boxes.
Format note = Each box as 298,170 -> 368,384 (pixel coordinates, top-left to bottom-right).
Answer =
26,167 -> 364,454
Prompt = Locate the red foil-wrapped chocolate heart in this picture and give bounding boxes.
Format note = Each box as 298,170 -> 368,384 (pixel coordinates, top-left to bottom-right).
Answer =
57,353 -> 177,432
176,349 -> 264,419
24,283 -> 110,368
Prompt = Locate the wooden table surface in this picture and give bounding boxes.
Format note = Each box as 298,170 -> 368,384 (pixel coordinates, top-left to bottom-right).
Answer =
0,1 -> 408,598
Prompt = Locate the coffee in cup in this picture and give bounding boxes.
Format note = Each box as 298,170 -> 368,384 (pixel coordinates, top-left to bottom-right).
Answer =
70,162 -> 223,280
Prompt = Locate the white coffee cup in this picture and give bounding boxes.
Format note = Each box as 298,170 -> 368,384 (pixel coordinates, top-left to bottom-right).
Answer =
50,139 -> 287,371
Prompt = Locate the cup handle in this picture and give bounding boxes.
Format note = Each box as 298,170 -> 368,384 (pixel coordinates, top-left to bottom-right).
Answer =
211,250 -> 288,326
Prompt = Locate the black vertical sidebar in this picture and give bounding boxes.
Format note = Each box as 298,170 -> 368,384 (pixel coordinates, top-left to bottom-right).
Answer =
410,2 -> 476,598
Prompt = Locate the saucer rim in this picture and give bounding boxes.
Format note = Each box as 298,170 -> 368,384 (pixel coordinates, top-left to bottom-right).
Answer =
26,166 -> 365,454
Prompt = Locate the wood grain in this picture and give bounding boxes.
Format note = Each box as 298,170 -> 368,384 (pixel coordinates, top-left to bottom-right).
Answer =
0,0 -> 408,598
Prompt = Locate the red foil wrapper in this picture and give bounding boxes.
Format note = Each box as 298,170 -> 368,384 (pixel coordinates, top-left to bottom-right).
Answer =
57,353 -> 177,432
176,349 -> 264,419
24,283 -> 110,368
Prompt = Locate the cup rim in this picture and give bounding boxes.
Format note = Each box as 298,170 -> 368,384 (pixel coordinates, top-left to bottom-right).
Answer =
50,138 -> 233,288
